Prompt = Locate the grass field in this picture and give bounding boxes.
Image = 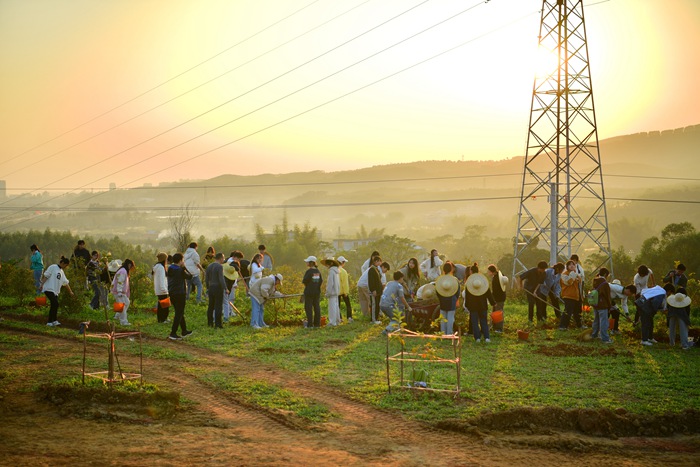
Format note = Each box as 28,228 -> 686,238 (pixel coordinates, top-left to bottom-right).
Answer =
2,293 -> 698,427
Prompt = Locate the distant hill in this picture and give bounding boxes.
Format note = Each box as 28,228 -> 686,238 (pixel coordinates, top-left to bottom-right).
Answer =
5,124 -> 699,253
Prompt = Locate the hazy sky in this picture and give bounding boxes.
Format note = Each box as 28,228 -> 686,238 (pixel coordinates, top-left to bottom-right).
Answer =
1,0 -> 699,192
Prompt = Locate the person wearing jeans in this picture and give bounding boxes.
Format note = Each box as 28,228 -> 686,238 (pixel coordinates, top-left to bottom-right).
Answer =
590,269 -> 613,344
667,292 -> 692,349
464,264 -> 495,342
30,244 -> 44,296
184,242 -> 204,303
379,271 -> 412,334
559,260 -> 581,330
635,284 -> 675,346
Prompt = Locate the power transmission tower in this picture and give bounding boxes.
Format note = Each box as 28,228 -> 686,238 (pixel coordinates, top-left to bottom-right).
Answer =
512,0 -> 612,277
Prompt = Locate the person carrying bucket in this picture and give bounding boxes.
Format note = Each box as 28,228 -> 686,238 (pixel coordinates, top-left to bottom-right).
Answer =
486,264 -> 507,333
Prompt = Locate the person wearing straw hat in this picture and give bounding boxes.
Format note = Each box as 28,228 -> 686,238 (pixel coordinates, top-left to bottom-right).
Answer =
486,264 -> 507,333
302,256 -> 323,328
667,292 -> 692,349
322,258 -> 341,326
222,258 -> 240,323
436,263 -> 461,336
337,256 -> 353,323
464,264 -> 495,343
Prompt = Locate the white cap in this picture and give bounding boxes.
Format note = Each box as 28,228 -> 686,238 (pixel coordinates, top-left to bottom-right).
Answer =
337,256 -> 348,263
274,273 -> 283,282
303,255 -> 317,263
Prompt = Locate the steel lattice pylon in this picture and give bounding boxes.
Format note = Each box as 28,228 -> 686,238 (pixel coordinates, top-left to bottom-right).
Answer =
512,0 -> 612,277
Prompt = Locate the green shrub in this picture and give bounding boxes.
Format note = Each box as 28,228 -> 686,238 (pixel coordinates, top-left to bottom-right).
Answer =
0,262 -> 35,305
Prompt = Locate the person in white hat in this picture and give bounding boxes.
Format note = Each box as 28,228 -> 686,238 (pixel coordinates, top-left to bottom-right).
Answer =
667,291 -> 692,349
435,263 -> 461,336
249,274 -> 283,329
322,259 -> 341,326
337,256 -> 353,323
486,264 -> 507,333
302,256 -> 323,328
464,264 -> 495,343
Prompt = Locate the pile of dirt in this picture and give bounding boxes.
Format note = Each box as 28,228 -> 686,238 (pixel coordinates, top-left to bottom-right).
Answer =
41,383 -> 180,422
533,343 -> 633,357
437,407 -> 700,438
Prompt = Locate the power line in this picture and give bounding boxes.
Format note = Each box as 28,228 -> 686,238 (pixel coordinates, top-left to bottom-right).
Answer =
2,195 -> 699,215
3,172 -> 699,192
0,0 -> 322,168
0,0 -> 435,210
0,0 -> 487,220
2,0 -> 373,180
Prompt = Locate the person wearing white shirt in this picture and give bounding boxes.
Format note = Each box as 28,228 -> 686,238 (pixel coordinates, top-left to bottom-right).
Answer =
184,242 -> 204,304
41,257 -> 74,327
420,249 -> 443,282
608,281 -> 636,334
636,284 -> 674,346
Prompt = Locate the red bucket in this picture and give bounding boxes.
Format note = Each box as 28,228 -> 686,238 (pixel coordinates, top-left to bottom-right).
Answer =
35,296 -> 47,306
113,302 -> 125,312
517,329 -> 529,341
609,318 -> 615,330
491,310 -> 504,324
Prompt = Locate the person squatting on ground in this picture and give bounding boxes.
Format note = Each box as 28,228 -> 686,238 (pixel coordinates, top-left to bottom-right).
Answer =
379,271 -> 412,335
589,268 -> 613,344
322,258 -> 341,326
337,256 -> 353,323
152,252 -> 170,323
399,257 -> 421,303
303,256 -> 323,328
666,291 -> 692,350
436,263 -> 461,336
486,264 -> 507,333
205,252 -> 227,329
518,261 -> 547,323
249,274 -> 283,329
559,260 -> 582,330
464,265 -> 495,342
41,256 -> 74,327
184,242 -> 204,304
167,253 -> 193,340
111,259 -> 135,326
635,283 -> 676,346
30,244 -> 43,296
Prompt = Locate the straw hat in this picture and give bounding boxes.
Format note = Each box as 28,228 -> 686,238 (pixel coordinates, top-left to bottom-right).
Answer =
668,293 -> 691,308
108,259 -> 122,273
303,255 -> 317,263
321,258 -> 340,267
223,262 -> 239,281
466,273 -> 489,296
498,271 -> 509,289
435,274 -> 459,297
418,283 -> 436,301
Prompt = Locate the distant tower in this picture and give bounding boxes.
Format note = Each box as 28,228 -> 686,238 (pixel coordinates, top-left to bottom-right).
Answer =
512,0 -> 612,277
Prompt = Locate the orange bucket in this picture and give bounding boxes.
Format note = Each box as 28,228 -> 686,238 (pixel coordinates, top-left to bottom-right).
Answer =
609,318 -> 615,329
491,310 -> 504,324
517,329 -> 529,341
35,296 -> 47,306
320,316 -> 327,326
113,302 -> 125,312
159,297 -> 171,308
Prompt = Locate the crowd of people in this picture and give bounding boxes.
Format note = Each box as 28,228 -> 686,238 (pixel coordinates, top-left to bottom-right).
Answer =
22,240 -> 695,348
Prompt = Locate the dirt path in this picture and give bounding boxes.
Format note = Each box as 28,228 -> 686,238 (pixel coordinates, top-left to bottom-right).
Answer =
0,324 -> 697,466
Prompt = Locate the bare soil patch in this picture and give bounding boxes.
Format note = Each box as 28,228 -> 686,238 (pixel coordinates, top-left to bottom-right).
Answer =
1,321 -> 699,465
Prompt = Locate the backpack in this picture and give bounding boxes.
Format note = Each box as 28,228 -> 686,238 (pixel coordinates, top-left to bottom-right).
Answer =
586,281 -> 606,306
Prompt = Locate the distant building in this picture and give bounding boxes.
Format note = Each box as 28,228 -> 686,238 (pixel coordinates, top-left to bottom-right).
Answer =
109,183 -> 116,191
0,180 -> 5,198
332,238 -> 376,251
